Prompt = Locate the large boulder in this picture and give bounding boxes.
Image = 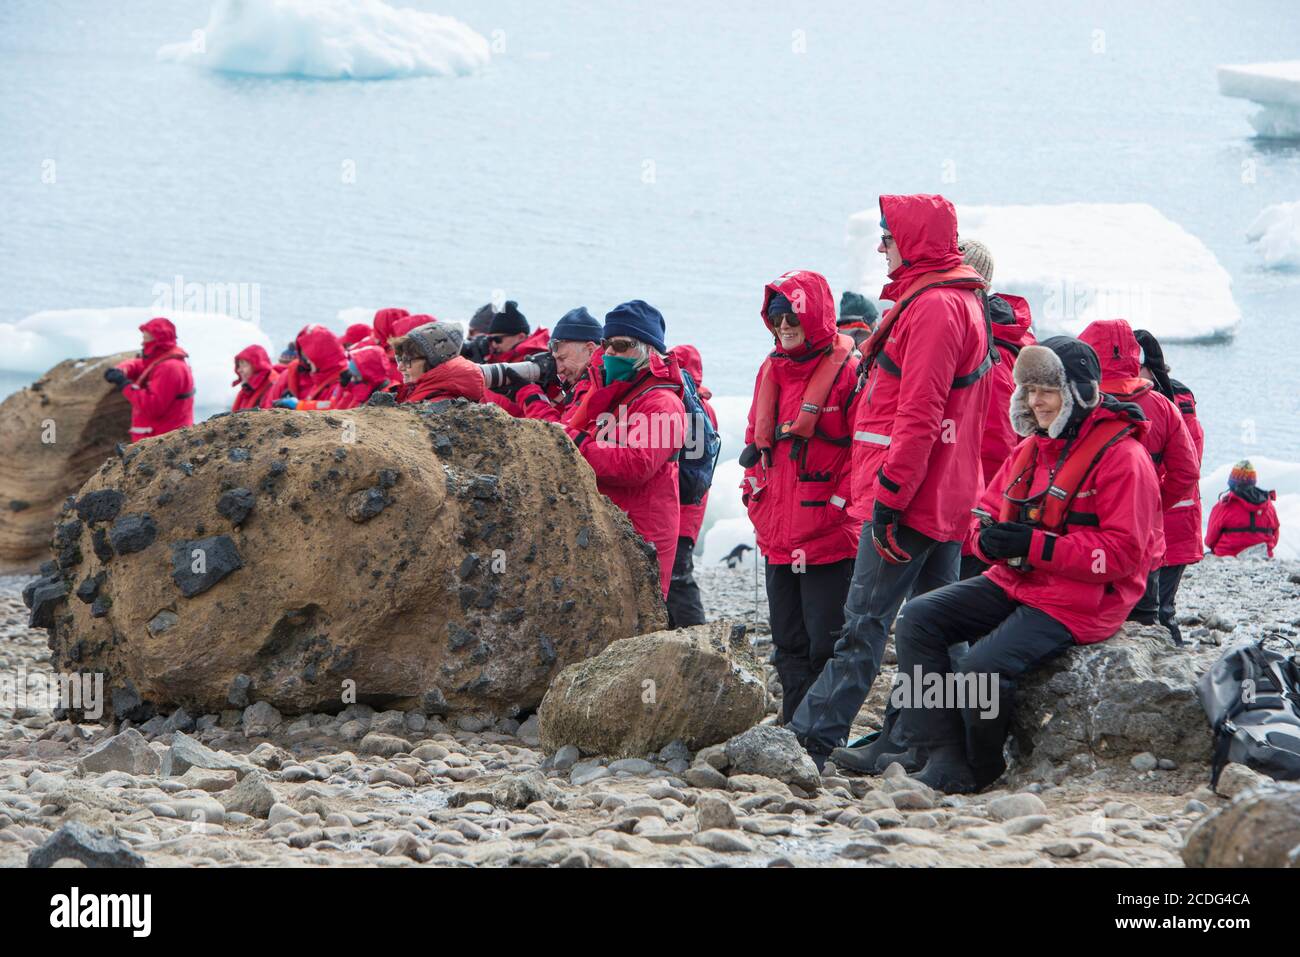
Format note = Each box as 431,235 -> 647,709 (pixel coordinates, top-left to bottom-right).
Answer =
1010,624 -> 1215,770
537,621 -> 768,757
0,353 -> 133,568
35,401 -> 666,720
1182,783 -> 1300,868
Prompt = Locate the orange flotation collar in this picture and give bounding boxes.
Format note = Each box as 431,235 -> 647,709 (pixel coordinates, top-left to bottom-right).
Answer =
754,332 -> 855,453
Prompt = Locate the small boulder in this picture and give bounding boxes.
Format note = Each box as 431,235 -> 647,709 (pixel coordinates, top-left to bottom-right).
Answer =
28,821 -> 145,869
108,513 -> 157,555
1182,782 -> 1300,868
722,725 -> 821,791
170,535 -> 243,598
218,769 -> 277,818
76,728 -> 160,777
242,701 -> 282,738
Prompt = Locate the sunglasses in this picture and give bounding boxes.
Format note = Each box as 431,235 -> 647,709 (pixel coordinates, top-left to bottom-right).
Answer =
880,232 -> 896,248
487,335 -> 508,345
770,313 -> 801,328
602,337 -> 637,354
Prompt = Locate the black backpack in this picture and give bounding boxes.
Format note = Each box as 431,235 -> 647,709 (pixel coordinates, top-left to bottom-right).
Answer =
677,369 -> 721,506
1196,637 -> 1300,787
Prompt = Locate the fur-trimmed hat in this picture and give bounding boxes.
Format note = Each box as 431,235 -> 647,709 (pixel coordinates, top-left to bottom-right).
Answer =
1010,335 -> 1102,439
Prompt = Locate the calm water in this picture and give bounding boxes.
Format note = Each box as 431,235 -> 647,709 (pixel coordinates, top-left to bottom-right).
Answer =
1,0 -> 1298,471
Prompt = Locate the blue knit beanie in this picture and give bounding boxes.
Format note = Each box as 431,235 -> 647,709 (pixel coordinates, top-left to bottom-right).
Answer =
603,300 -> 667,353
552,307 -> 603,343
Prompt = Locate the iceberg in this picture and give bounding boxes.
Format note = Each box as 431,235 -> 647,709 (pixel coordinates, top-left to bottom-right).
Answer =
1245,201 -> 1300,269
848,202 -> 1241,342
1202,456 -> 1299,561
158,0 -> 491,80
0,308 -> 274,420
1217,61 -> 1300,139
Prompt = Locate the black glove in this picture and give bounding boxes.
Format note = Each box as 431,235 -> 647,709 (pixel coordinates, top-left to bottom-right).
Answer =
104,368 -> 128,387
871,501 -> 911,564
527,351 -> 559,389
978,521 -> 1034,560
738,442 -> 761,468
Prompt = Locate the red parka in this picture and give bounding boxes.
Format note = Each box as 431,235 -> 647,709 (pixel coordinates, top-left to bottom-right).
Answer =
231,344 -> 274,411
398,356 -> 487,404
670,345 -> 718,546
1162,380 -> 1206,565
114,317 -> 195,442
288,324 -> 351,411
566,350 -> 687,597
516,345 -> 604,425
1206,489 -> 1280,557
744,271 -> 861,565
1079,320 -> 1200,568
979,294 -> 1036,484
850,194 -> 993,542
336,344 -> 394,408
969,400 -> 1163,644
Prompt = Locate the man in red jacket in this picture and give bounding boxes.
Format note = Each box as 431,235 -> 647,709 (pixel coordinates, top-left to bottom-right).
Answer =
231,344 -> 275,411
272,324 -> 351,411
516,307 -> 603,425
565,301 -> 686,598
743,271 -> 861,721
105,317 -> 195,442
667,343 -> 719,629
1079,319 -> 1198,642
483,301 -> 555,417
789,194 -> 994,770
393,323 -> 486,404
1207,461 -> 1281,557
885,336 -> 1162,792
956,239 -> 1038,579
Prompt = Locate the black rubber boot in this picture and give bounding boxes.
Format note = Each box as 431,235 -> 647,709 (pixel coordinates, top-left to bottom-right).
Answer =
875,747 -> 925,774
913,744 -> 977,794
829,730 -> 905,775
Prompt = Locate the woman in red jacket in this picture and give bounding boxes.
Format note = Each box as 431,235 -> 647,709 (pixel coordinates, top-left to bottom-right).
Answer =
104,317 -> 195,441
393,322 -> 486,404
886,336 -> 1161,793
565,301 -> 686,599
1206,461 -> 1281,557
741,271 -> 860,724
231,344 -> 275,411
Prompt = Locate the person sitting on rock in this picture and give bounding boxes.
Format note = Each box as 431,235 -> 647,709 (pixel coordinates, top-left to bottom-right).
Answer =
392,322 -> 486,404
564,301 -> 687,598
1206,461 -> 1280,558
884,336 -> 1161,793
104,316 -> 195,442
666,343 -> 718,629
336,344 -> 395,407
482,301 -> 558,416
837,290 -> 878,350
272,324 -> 352,411
742,271 -> 860,724
515,307 -> 604,425
231,344 -> 275,411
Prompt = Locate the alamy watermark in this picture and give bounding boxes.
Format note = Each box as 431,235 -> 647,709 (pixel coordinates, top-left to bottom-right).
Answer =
151,275 -> 261,324
0,664 -> 103,719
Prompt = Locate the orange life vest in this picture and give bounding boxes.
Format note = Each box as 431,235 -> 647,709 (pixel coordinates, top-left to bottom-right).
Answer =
753,332 -> 855,454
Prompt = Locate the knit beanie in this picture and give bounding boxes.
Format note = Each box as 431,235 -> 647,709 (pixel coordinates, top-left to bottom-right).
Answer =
552,307 -> 603,343
603,300 -> 667,353
838,291 -> 878,325
469,303 -> 496,336
406,322 -> 464,370
958,238 -> 994,286
767,293 -> 794,318
1229,460 -> 1257,492
488,301 -> 529,336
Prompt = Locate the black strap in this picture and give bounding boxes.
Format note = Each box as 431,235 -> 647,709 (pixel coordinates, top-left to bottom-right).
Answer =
176,390 -> 196,400
871,286 -> 996,389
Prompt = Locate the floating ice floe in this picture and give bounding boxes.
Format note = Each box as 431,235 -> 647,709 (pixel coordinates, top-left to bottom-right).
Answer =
847,202 -> 1241,342
158,0 -> 491,80
1217,61 -> 1300,139
1246,201 -> 1300,270
0,308 -> 274,420
1202,456 -> 1299,561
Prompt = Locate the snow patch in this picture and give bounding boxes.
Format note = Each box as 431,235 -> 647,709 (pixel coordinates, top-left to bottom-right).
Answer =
848,202 -> 1240,342
159,0 -> 490,80
1245,201 -> 1300,270
0,308 -> 274,420
1202,456 -> 1299,561
1217,61 -> 1300,139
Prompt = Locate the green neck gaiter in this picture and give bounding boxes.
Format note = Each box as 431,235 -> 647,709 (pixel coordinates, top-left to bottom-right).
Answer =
603,354 -> 639,383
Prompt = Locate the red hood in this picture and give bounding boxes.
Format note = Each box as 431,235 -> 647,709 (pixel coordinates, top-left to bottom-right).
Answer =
232,344 -> 272,386
296,324 -> 348,375
391,314 -> 437,338
349,344 -> 391,385
373,308 -> 410,346
989,293 -> 1034,347
879,194 -> 965,295
1079,319 -> 1142,381
760,270 -> 837,354
669,344 -> 703,382
141,316 -> 181,361
342,323 -> 373,348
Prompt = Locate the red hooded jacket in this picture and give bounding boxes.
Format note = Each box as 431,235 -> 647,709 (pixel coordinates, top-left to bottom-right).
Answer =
370,308 -> 409,382
849,194 -> 993,542
485,328 -> 557,417
743,272 -> 861,565
670,345 -> 719,546
289,324 -> 351,411
980,294 -> 1037,484
566,350 -> 686,597
1206,488 -> 1280,557
336,344 -> 394,408
231,344 -> 274,411
115,317 -> 195,441
399,356 -> 487,404
342,323 -> 374,349
969,400 -> 1163,643
516,345 -> 604,425
1079,319 -> 1200,567
1158,380 -> 1205,565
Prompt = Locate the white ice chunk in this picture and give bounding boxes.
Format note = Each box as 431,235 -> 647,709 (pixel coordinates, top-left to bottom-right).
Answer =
158,0 -> 490,80
1202,456 -> 1299,561
1245,201 -> 1300,269
847,202 -> 1241,342
1217,61 -> 1300,138
0,307 -> 275,421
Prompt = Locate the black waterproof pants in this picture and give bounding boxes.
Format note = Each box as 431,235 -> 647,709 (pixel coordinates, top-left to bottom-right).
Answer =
766,558 -> 855,724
